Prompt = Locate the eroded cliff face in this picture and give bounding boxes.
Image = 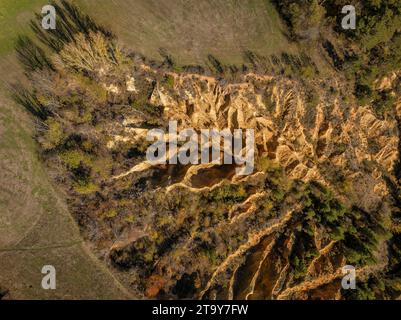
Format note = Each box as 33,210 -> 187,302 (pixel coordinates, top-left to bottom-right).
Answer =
99,63 -> 398,299
20,30 -> 401,299
108,65 -> 398,205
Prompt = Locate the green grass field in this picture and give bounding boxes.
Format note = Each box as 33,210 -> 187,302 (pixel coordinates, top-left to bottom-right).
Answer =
0,0 -> 49,55
77,0 -> 297,65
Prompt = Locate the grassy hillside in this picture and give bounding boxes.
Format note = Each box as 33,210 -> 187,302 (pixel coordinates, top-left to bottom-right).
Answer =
0,0 -> 131,299
0,90 -> 132,299
0,0 -> 48,55
76,0 -> 297,65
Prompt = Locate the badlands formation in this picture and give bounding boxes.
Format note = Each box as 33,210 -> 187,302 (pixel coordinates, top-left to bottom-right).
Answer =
14,6 -> 401,298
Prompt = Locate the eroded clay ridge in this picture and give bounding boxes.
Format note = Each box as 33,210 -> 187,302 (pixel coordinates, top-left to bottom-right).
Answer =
109,60 -> 398,194
21,30 -> 400,299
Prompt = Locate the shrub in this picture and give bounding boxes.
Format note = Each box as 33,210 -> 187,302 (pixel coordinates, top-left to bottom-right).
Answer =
42,118 -> 64,150
104,209 -> 118,219
73,180 -> 98,194
209,184 -> 247,203
162,74 -> 175,90
59,149 -> 92,169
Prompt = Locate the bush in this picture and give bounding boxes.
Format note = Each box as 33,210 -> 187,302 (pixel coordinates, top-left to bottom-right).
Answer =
73,180 -> 98,194
59,149 -> 92,169
209,184 -> 247,203
41,119 -> 64,150
162,74 -> 175,90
